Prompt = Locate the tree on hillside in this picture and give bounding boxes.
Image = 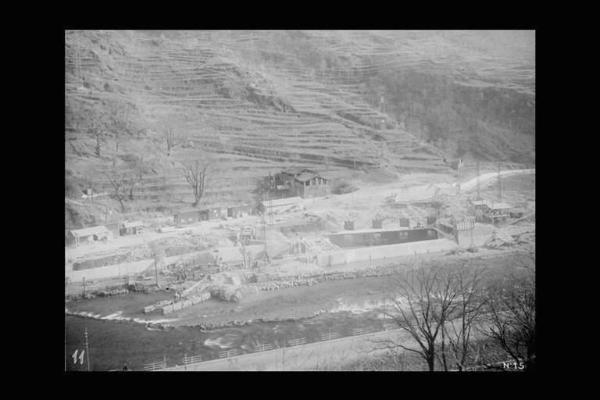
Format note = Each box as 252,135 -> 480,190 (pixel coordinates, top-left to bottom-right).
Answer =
181,159 -> 210,207
438,264 -> 487,371
375,263 -> 460,371
88,117 -> 106,157
125,156 -> 149,201
165,127 -> 176,156
104,169 -> 128,213
481,260 -> 536,370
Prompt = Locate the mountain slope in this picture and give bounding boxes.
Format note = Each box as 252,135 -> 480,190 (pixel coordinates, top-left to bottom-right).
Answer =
65,30 -> 534,224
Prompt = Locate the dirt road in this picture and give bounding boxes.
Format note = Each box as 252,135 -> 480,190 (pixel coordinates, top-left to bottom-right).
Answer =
460,169 -> 534,192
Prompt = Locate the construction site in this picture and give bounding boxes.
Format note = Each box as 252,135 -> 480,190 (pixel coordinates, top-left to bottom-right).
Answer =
65,30 -> 535,371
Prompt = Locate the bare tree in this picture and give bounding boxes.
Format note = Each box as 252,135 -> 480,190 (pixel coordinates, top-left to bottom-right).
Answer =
88,118 -> 105,157
181,160 -> 209,207
481,263 -> 535,370
104,170 -> 128,213
148,240 -> 166,287
379,263 -> 460,371
439,264 -> 487,371
165,127 -> 176,156
125,156 -> 148,201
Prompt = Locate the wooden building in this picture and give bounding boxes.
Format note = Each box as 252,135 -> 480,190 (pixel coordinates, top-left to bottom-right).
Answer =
174,208 -> 209,225
68,226 -> 112,247
271,168 -> 329,199
120,220 -> 144,236
328,228 -> 438,249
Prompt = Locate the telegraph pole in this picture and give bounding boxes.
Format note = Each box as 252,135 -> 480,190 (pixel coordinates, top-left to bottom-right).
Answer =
497,162 -> 502,201
476,160 -> 481,199
84,327 -> 91,371
262,191 -> 269,263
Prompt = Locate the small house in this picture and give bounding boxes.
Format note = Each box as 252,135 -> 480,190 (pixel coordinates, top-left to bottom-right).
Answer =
120,220 -> 144,236
292,171 -> 329,198
174,208 -> 209,226
227,204 -> 253,218
68,226 -> 112,247
271,168 -> 329,198
209,207 -> 228,220
488,202 -> 513,222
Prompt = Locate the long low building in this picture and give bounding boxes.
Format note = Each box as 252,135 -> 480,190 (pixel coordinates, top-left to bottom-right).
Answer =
328,228 -> 438,249
316,238 -> 457,267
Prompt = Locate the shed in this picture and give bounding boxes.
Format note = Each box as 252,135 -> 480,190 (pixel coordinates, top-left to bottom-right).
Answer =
292,172 -> 329,198
174,209 -> 209,225
209,207 -> 228,220
68,226 -> 112,247
259,196 -> 303,214
272,168 -> 328,198
120,220 -> 144,236
227,204 -> 253,218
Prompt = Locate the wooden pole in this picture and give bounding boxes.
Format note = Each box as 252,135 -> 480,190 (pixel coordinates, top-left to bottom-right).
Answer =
476,160 -> 480,199
84,327 -> 91,371
497,163 -> 502,201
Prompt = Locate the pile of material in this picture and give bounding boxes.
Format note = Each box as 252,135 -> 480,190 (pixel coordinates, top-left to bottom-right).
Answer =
161,292 -> 211,315
484,231 -> 516,249
209,285 -> 242,303
144,299 -> 172,314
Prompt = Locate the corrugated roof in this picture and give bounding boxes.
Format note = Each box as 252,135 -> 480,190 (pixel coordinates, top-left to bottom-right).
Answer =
489,202 -> 513,210
330,227 -> 416,235
261,196 -> 302,207
295,172 -> 326,182
176,208 -> 208,215
123,220 -> 144,228
282,167 -> 315,176
70,226 -> 110,237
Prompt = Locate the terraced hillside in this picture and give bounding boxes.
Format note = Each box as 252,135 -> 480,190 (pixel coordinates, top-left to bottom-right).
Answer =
65,30 -> 534,226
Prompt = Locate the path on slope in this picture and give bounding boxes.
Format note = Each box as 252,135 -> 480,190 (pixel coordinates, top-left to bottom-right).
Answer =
161,320 -> 490,371
162,327 -> 412,371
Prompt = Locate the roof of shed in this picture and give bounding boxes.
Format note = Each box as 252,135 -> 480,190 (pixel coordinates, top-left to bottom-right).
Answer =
123,220 -> 144,228
294,172 -> 327,182
281,167 -> 316,176
70,226 -> 110,237
489,202 -> 513,210
261,196 -> 303,207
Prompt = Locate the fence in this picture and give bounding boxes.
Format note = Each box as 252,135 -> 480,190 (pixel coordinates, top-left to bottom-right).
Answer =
143,359 -> 167,371
144,324 -> 402,370
183,354 -> 203,365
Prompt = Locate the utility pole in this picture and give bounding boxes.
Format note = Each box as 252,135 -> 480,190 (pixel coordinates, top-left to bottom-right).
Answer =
84,327 -> 91,371
154,256 -> 159,287
262,192 -> 269,263
497,162 -> 502,201
476,159 -> 481,199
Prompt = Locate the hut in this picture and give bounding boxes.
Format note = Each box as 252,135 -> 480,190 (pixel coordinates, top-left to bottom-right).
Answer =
174,208 -> 209,226
120,220 -> 144,236
68,226 -> 112,247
